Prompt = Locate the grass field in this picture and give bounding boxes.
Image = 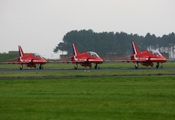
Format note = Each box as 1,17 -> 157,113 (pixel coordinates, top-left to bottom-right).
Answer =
0,77 -> 175,120
0,63 -> 175,119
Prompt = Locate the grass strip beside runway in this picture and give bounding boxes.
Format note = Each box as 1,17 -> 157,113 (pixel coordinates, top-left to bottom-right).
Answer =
0,77 -> 175,120
0,70 -> 175,79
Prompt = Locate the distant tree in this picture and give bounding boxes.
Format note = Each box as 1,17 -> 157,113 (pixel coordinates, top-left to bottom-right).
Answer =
54,30 -> 174,56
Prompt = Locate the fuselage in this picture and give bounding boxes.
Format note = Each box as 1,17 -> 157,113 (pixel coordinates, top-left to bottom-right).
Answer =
71,51 -> 103,67
131,51 -> 166,67
18,53 -> 47,67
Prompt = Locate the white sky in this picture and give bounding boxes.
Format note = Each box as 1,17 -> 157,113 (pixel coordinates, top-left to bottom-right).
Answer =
0,0 -> 175,58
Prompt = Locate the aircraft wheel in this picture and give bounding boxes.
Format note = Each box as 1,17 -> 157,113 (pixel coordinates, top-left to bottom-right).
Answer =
74,66 -> 77,70
94,63 -> 99,69
156,62 -> 160,69
20,67 -> 22,70
20,65 -> 23,70
39,65 -> 43,69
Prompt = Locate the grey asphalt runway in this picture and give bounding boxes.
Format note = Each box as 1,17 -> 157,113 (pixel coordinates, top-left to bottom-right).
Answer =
0,68 -> 175,73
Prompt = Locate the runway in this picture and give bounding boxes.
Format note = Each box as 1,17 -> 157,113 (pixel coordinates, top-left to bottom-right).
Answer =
0,67 -> 175,73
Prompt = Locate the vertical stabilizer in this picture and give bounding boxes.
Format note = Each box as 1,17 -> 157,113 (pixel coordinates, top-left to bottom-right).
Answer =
131,42 -> 140,55
18,45 -> 25,57
72,44 -> 80,56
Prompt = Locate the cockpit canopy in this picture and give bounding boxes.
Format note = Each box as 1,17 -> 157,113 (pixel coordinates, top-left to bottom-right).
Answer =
151,50 -> 162,56
87,51 -> 99,58
32,53 -> 43,58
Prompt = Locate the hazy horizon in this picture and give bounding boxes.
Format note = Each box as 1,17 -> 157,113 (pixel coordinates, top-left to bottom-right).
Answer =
1,0 -> 175,58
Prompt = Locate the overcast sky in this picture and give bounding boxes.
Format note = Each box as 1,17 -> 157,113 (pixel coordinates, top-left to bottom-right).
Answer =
0,0 -> 175,58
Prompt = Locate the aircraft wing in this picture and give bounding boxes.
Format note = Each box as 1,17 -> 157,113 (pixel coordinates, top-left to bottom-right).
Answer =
59,58 -> 109,64
62,60 -> 100,64
115,59 -> 147,63
59,58 -> 88,63
1,61 -> 31,64
1,62 -> 20,64
50,60 -> 73,64
103,60 -> 110,62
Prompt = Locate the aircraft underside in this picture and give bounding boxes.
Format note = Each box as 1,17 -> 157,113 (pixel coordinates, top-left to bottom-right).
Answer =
20,64 -> 44,70
74,63 -> 100,69
135,62 -> 163,69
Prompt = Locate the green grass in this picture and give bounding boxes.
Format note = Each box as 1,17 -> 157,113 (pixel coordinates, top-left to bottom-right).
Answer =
0,77 -> 175,120
0,69 -> 175,79
0,53 -> 18,63
0,62 -> 175,119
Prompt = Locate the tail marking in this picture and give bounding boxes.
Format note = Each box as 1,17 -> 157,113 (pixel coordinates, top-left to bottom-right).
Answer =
18,45 -> 24,57
72,44 -> 80,56
132,42 -> 140,55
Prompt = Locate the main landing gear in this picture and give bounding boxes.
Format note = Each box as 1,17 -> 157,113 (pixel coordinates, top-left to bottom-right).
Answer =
74,63 -> 100,70
135,63 -> 139,69
94,63 -> 100,69
134,62 -> 163,69
74,64 -> 78,70
19,64 -> 44,70
20,65 -> 23,70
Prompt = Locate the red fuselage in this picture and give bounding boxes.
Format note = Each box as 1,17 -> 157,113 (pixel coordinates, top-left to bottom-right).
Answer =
131,51 -> 166,67
18,53 -> 47,68
71,52 -> 104,68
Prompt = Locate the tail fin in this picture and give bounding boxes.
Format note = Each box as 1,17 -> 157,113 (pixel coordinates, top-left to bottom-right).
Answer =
72,44 -> 80,56
18,45 -> 25,57
131,42 -> 140,54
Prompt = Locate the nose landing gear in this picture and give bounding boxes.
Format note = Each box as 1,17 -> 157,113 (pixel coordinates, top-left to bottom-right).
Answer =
94,64 -> 100,69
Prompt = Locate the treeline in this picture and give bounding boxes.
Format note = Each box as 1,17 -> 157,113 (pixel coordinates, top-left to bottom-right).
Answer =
0,53 -> 18,63
54,29 -> 175,56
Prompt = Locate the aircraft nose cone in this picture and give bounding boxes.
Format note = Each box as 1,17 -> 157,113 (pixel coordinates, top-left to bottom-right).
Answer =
43,59 -> 47,63
100,58 -> 104,63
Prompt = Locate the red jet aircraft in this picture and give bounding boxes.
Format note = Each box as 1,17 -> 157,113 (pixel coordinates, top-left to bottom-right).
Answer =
117,42 -> 166,69
65,44 -> 104,69
3,45 -> 47,70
